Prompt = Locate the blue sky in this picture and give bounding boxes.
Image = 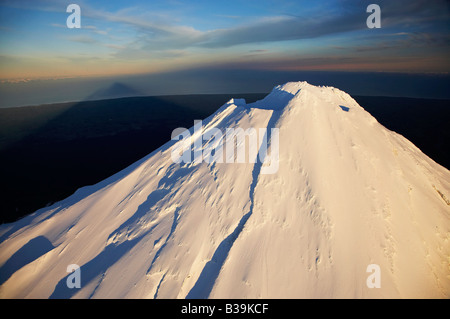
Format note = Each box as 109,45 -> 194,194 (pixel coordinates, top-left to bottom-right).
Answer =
0,0 -> 449,81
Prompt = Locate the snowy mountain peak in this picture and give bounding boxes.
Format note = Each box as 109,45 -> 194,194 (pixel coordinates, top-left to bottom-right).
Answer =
241,81 -> 362,115
275,80 -> 315,94
0,82 -> 449,299
271,81 -> 352,103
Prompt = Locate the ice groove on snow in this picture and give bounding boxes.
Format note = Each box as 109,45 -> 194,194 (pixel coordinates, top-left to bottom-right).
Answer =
147,207 -> 180,274
185,211 -> 251,298
153,273 -> 166,299
186,96 -> 289,298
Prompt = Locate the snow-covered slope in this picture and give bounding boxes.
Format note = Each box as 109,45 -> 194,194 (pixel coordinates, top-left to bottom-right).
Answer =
0,82 -> 449,298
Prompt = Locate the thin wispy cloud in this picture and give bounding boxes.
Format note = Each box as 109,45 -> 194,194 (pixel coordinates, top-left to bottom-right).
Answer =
67,35 -> 98,44
88,0 -> 449,48
83,25 -> 108,35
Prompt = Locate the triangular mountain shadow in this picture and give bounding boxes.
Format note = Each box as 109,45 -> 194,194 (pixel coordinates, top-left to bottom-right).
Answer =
85,82 -> 144,101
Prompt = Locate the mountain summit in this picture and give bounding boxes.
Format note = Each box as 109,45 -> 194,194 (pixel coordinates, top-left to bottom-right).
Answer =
0,82 -> 449,298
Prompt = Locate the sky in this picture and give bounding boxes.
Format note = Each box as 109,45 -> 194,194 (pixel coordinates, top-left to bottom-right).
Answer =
0,0 -> 449,107
0,0 -> 449,81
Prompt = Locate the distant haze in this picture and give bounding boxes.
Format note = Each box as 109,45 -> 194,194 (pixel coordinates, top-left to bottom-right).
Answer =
1,70 -> 449,108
